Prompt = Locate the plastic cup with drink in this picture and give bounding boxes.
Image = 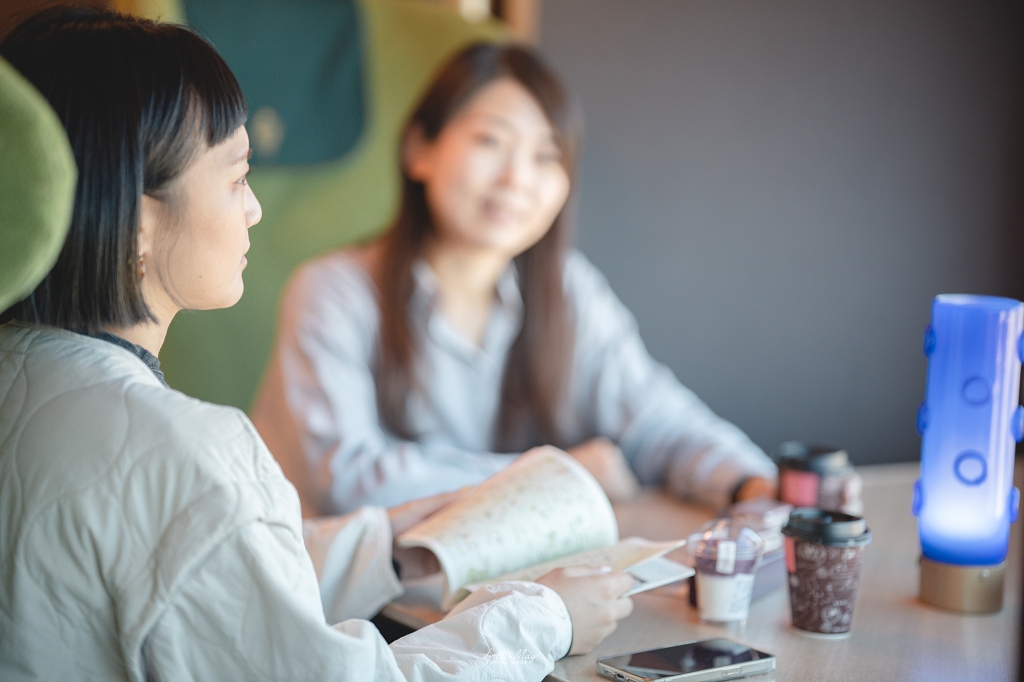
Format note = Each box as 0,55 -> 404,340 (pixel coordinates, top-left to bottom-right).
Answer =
687,519 -> 765,628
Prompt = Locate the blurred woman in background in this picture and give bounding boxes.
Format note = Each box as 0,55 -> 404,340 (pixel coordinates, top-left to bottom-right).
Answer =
0,9 -> 632,679
253,42 -> 778,517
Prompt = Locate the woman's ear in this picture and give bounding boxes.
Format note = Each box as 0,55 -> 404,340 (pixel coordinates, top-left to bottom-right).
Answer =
138,194 -> 160,261
402,123 -> 432,182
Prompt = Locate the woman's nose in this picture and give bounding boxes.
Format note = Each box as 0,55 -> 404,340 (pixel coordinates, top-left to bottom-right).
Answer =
498,147 -> 536,190
245,186 -> 263,228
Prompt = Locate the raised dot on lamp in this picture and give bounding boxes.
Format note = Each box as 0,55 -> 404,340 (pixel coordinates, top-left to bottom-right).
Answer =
914,294 -> 1024,612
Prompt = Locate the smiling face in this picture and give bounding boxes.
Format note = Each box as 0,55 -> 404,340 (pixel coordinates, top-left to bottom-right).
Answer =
405,78 -> 571,260
141,125 -> 262,314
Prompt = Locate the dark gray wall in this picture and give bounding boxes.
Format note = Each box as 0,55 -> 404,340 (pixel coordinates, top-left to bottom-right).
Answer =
540,0 -> 1024,465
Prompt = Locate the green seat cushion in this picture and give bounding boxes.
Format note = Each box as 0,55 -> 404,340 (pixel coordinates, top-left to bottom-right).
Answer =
159,0 -> 504,410
0,57 -> 77,312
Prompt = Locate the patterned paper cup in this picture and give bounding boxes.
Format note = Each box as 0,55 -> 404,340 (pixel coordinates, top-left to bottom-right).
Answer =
782,508 -> 872,637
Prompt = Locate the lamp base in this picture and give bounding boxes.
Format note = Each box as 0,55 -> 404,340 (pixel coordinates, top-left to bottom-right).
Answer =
919,556 -> 1004,613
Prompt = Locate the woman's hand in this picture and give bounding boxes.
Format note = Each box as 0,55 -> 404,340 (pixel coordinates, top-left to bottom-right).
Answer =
733,476 -> 777,502
388,489 -> 467,580
536,566 -> 635,655
388,489 -> 466,537
567,437 -> 640,503
841,471 -> 864,515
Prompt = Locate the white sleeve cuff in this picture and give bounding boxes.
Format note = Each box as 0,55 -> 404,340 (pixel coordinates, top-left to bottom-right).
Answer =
303,506 -> 403,623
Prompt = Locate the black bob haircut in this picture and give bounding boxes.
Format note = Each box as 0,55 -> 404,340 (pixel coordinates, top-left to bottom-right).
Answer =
0,7 -> 247,333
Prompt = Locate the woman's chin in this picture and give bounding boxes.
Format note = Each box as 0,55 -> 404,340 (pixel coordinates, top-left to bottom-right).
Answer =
192,282 -> 245,311
224,281 -> 245,308
481,220 -> 552,254
457,228 -> 545,257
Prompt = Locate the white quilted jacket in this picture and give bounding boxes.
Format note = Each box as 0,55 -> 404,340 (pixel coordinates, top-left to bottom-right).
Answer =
0,323 -> 572,681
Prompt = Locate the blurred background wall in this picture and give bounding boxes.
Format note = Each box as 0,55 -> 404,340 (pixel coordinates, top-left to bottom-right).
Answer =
539,0 -> 1024,465
2,0 -> 1021,466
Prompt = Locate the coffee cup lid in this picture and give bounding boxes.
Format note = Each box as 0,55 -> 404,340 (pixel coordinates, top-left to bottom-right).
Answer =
687,518 -> 765,559
782,507 -> 872,547
777,441 -> 852,475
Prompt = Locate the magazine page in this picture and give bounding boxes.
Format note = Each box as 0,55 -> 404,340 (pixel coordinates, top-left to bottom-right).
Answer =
396,446 -> 618,608
456,536 -> 687,601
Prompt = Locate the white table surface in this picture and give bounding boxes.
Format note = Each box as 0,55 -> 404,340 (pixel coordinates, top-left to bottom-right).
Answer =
383,461 -> 1022,682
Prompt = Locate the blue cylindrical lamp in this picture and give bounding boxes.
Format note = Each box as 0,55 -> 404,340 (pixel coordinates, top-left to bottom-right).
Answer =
914,294 -> 1023,612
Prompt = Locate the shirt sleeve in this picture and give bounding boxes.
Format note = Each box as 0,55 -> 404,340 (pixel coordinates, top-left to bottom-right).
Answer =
141,520 -> 571,682
251,255 -> 512,516
391,581 -> 572,682
302,506 -> 403,624
565,252 -> 778,510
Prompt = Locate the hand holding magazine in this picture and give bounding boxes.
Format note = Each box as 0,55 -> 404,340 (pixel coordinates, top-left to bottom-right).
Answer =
396,446 -> 692,609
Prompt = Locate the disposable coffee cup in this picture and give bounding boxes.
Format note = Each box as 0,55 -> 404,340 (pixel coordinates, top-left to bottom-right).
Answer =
777,441 -> 859,513
782,508 -> 872,637
688,519 -> 765,625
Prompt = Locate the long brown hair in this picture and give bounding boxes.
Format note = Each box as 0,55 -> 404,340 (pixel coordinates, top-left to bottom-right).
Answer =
374,42 -> 581,451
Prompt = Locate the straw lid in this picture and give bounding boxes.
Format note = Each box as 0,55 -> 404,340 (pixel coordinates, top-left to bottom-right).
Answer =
687,518 -> 765,559
777,441 -> 852,476
782,508 -> 872,547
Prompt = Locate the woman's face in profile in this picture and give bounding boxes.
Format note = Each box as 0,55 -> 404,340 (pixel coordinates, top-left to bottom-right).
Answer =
406,78 -> 571,259
144,126 -> 262,312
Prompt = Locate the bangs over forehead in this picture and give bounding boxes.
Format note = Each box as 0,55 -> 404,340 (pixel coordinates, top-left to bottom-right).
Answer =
3,8 -> 247,192
137,22 -> 249,195
411,43 -> 582,172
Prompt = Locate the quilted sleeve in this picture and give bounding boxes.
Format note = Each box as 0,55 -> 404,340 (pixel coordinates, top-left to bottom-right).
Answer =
390,581 -> 572,682
141,520 -> 407,682
141,520 -> 571,682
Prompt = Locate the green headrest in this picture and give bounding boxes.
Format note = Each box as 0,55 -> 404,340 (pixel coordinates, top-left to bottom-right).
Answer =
0,56 -> 77,312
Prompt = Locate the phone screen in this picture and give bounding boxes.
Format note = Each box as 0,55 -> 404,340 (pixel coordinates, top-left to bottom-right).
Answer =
600,639 -> 771,680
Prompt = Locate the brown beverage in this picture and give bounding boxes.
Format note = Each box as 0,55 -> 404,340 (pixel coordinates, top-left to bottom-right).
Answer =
782,508 -> 872,636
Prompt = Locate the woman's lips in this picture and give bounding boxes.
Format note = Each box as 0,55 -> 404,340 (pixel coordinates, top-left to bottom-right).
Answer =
482,201 -> 522,224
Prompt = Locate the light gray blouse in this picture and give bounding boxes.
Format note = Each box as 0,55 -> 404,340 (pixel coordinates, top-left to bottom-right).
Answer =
251,248 -> 777,515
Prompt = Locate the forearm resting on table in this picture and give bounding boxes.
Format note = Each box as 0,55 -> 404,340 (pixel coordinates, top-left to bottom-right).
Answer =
733,476 -> 778,502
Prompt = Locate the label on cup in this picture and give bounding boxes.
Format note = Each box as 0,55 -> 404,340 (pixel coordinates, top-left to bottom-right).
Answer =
785,536 -> 796,573
780,469 -> 820,506
716,540 -> 737,574
696,572 -> 756,622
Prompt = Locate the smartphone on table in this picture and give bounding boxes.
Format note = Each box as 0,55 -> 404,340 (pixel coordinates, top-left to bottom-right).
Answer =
597,638 -> 775,682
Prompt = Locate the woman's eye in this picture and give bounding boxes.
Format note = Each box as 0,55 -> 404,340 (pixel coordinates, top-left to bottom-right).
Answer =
537,150 -> 560,165
236,174 -> 249,186
475,133 -> 499,147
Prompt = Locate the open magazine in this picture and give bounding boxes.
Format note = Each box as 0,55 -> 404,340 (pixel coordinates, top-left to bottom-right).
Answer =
396,447 -> 692,609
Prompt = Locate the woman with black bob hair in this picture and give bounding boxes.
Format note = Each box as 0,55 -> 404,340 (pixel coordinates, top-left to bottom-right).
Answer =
0,8 -> 633,680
